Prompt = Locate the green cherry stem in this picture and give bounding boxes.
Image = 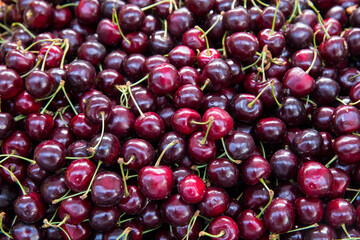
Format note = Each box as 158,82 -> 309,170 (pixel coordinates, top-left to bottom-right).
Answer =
116,227 -> 132,240
80,160 -> 102,200
0,212 -> 13,239
0,165 -> 27,195
41,41 -> 56,71
40,80 -> 64,114
305,48 -> 318,74
56,3 -> 78,9
286,223 -> 319,233
195,26 -> 210,56
199,230 -> 225,238
20,56 -> 43,78
11,22 -> 35,38
113,8 -> 130,45
200,116 -> 214,145
270,0 -> 280,35
247,81 -> 272,108
220,138 -> 242,164
118,158 -> 129,197
154,140 -> 179,167
141,0 -> 171,11
325,155 -> 338,168
256,178 -> 274,218
60,39 -> 69,69
127,81 -> 145,118
87,112 -> 106,153
182,210 -> 200,240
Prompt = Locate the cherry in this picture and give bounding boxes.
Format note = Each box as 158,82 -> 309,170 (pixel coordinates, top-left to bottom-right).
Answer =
89,133 -> 121,166
231,94 -> 263,123
258,29 -> 285,57
0,69 -> 23,100
66,60 -> 96,93
333,135 -> 360,165
201,59 -> 232,92
134,112 -> 165,142
118,185 -> 146,215
264,198 -> 295,234
313,18 -> 342,44
277,97 -> 306,127
15,91 -> 42,115
257,5 -> 285,31
223,6 -> 250,32
121,138 -> 154,170
201,107 -> 233,141
168,45 -> 196,69
328,168 -> 350,199
270,149 -> 298,181
173,84 -> 203,109
292,129 -> 322,158
325,198 -> 356,228
331,105 -> 360,135
89,205 -> 120,232
103,50 -> 127,74
25,113 -> 54,141
178,174 -> 205,204
167,7 -> 194,37
11,222 -> 42,240
141,15 -> 160,35
118,4 -> 145,32
225,131 -> 255,160
197,187 -> 229,218
319,36 -> 348,66
200,216 -> 239,240
171,108 -> 201,135
294,197 -> 324,225
188,131 -> 216,163
23,0 -> 54,30
285,22 -> 314,50
236,209 -> 265,240
14,191 -> 45,223
207,158 -> 239,188
161,193 -> 194,227
158,131 -> 186,164
182,28 -> 206,51
283,67 -> 315,98
256,117 -> 286,144
149,30 -> 176,55
91,171 -> 124,207
59,196 -> 91,225
5,49 -> 35,75
60,222 -> 92,240
2,131 -> 32,159
64,158 -> 96,193
291,49 -> 322,77
227,32 -> 259,62
138,201 -> 163,229
40,174 -> 68,204
240,155 -> 271,185
75,0 -> 100,25
78,41 -> 107,66
312,77 -> 340,106
128,86 -> 157,115
84,94 -> 112,124
148,63 -> 180,96
70,113 -> 99,140
297,161 -> 333,197
53,6 -> 72,29
142,55 -> 169,75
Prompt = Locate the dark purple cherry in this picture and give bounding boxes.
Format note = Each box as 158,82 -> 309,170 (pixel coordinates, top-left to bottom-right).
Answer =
148,63 -> 180,96
75,0 -> 100,25
89,133 -> 121,166
14,192 -> 45,223
78,41 -> 107,66
138,201 -> 163,229
5,49 -> 35,75
223,6 -> 250,32
23,0 -> 54,30
65,158 -> 96,193
25,113 -> 54,141
0,69 -> 23,100
91,171 -> 124,207
15,91 -> 42,115
105,105 -> 134,139
121,138 -> 154,170
292,129 -> 322,158
161,194 -> 194,226
328,168 -> 350,199
240,155 -> 271,185
142,55 -> 169,75
66,60 -> 96,93
89,205 -> 120,232
285,22 -> 314,50
11,222 -> 42,240
149,30 -> 175,55
168,45 -> 196,69
104,50 -> 127,74
256,5 -> 285,31
331,105 -> 360,135
227,32 -> 259,62
59,197 -> 91,225
277,97 -> 306,127
237,209 -> 265,240
158,132 -> 186,164
333,135 -> 360,165
40,174 -> 68,204
294,197 -> 324,225
34,140 -> 66,172
173,84 -> 203,109
167,7 -> 194,37
118,4 -> 145,31
264,198 -> 295,234
319,36 -> 348,66
270,149 -> 298,181
207,158 -> 239,187
283,67 -> 315,98
225,131 -> 255,160
231,94 -> 263,123
118,185 -> 146,215
325,198 -> 356,228
197,187 -> 229,218
256,117 -> 286,144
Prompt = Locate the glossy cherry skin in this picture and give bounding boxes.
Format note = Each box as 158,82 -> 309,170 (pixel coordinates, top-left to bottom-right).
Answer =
178,174 -> 205,204
236,209 -> 265,240
227,32 -> 259,62
50,127 -> 74,148
23,0 -> 54,29
168,45 -> 196,69
75,0 -> 100,25
256,5 -> 285,31
167,7 -> 194,37
188,131 -> 216,164
173,219 -> 202,240
149,30 -> 176,55
40,174 -> 69,204
141,14 -> 160,35
331,105 -> 360,135
171,108 -> 201,135
313,18 -> 342,44
78,41 -> 107,66
312,77 -> 340,106
138,165 -> 173,200
84,94 -> 112,124
0,113 -> 14,140
294,197 -> 324,225
121,138 -> 154,170
89,133 -> 121,166
292,129 -> 322,158
61,222 -> 92,240
207,216 -> 239,240
65,158 -> 96,192
158,132 -> 186,164
325,198 -> 356,228
201,59 -> 232,92
25,70 -> 55,98
258,29 -> 285,57
25,113 -> 53,142
283,67 -> 315,98
264,198 -> 295,234
148,63 -> 181,96
328,168 -> 350,199
118,185 -> 146,215
297,161 -> 333,197
182,28 -> 206,51
277,97 -> 306,127
291,49 -> 322,77
240,155 -> 271,185
129,86 -> 157,116
70,113 -> 99,139
66,60 -> 96,93
91,171 -> 124,207
256,117 -> 286,144
15,91 -> 42,115
89,205 -> 120,232
285,22 -> 314,50
14,192 -> 45,223
5,49 -> 35,75
225,131 -> 255,160
223,6 -> 250,32
173,84 -> 203,109
161,194 -> 194,227
34,140 -> 66,172
207,158 -> 239,188
103,50 -> 127,73
201,107 -> 233,141
270,149 -> 298,181
96,19 -> 121,46
197,187 -> 229,218
231,94 -> 263,123
11,222 -> 42,240
38,45 -> 64,70
138,201 -> 163,229
142,55 -> 169,75
27,163 -> 50,185
103,227 -> 133,240
134,112 -> 165,142
118,4 -> 145,31
59,197 -> 91,225
0,69 -> 23,100
333,135 -> 360,165
319,36 -> 348,66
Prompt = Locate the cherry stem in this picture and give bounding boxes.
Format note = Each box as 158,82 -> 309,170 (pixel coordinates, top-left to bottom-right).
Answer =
220,138 -> 242,164
351,189 -> 360,204
61,85 -> 78,115
313,30 -> 320,50
271,83 -> 282,108
141,0 -> 171,11
116,227 -> 132,240
325,155 -> 338,168
222,31 -> 228,57
0,212 -> 12,239
199,230 -> 225,238
341,224 -> 352,239
56,3 -> 78,9
118,217 -> 136,225
350,99 -> 360,106
195,26 -> 210,56
182,210 -> 200,240
248,81 -> 272,108
127,81 -> 145,118
350,73 -> 360,80
347,188 -> 360,192
201,79 -> 211,91
242,52 -> 263,71
130,74 -> 149,87
24,38 -> 62,52
40,80 -> 64,114
142,225 -> 163,235
113,8 -> 130,45
14,115 -> 26,122
41,41 -> 56,71
336,97 -> 347,105
0,164 -> 26,195
202,12 -> 224,38
118,158 -> 129,197
191,119 -> 211,125
87,113 -> 106,153
287,0 -> 300,23
307,0 -> 330,39
287,223 -> 319,233
270,0 -> 280,35
60,39 -> 69,69
58,226 -> 71,240
0,152 -> 35,164
305,48 -> 318,74
231,0 -> 237,9
56,214 -> 70,228
259,141 -> 266,158
256,178 -> 274,218
236,192 -> 243,201
256,0 -> 269,7
11,22 -> 35,38
200,116 -> 214,145
81,160 -> 102,200
0,23 -> 11,33
250,0 -> 263,12
20,56 -> 42,78
116,85 -> 130,109
163,19 -> 168,40
154,140 -> 179,167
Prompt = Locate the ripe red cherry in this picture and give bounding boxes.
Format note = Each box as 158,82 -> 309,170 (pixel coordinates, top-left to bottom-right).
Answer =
197,187 -> 229,218
240,155 -> 271,185
297,161 -> 333,197
59,197 -> 91,225
178,174 -> 205,204
65,158 -> 96,193
325,198 -> 356,228
331,105 -> 360,135
202,216 -> 239,240
227,32 -> 259,62
201,107 -> 233,141
294,197 -> 324,225
282,67 -> 315,98
148,63 -> 181,96
23,0 -> 54,30
333,135 -> 360,165
264,198 -> 295,234
236,209 -> 265,240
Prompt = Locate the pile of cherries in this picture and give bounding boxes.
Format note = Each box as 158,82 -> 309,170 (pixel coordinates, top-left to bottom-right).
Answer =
3,0 -> 360,239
